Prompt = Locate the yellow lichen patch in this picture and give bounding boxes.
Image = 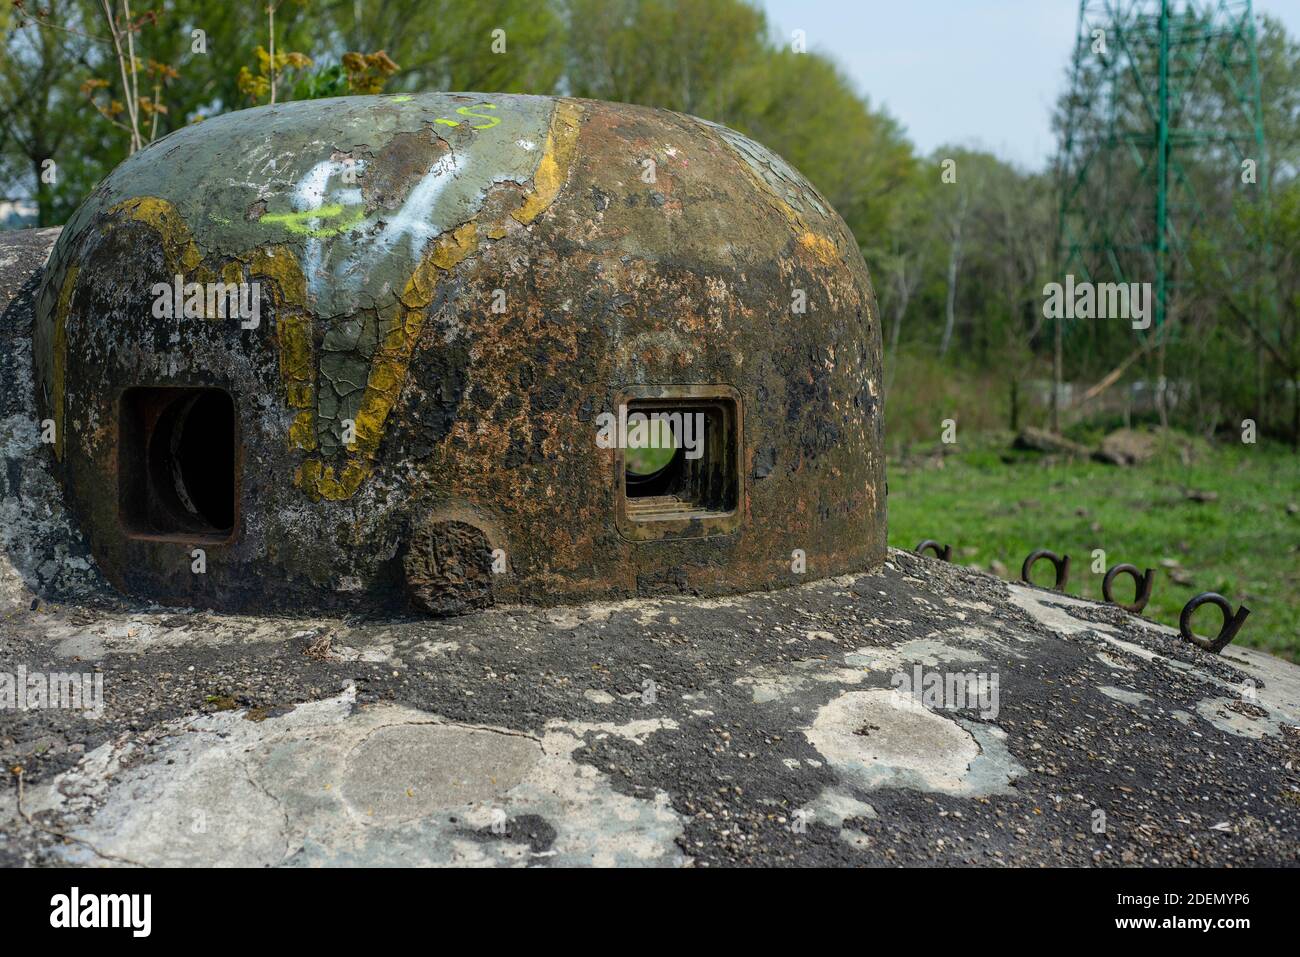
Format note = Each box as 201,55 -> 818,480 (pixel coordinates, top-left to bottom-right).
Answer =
183,259 -> 247,320
798,231 -> 840,266
404,223 -> 478,309
248,245 -> 308,304
297,222 -> 482,501
276,314 -> 315,423
437,222 -> 479,267
248,246 -> 315,450
50,265 -> 78,462
191,264 -> 218,289
107,197 -> 202,273
363,225 -> 480,458
287,409 -> 316,452
513,100 -> 584,225
298,99 -> 583,500
296,458 -> 373,501
717,147 -> 843,268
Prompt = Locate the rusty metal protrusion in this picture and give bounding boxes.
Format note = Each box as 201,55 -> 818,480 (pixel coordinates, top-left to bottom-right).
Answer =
403,519 -> 496,617
1021,549 -> 1070,591
915,540 -> 953,562
1179,592 -> 1250,654
1102,563 -> 1155,614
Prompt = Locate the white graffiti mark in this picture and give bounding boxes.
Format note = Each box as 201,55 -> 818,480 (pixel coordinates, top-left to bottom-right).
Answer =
289,159 -> 367,302
373,151 -> 467,260
285,151 -> 472,304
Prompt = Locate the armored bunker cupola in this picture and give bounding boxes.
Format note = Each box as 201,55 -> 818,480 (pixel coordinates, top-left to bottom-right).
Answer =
32,92 -> 885,615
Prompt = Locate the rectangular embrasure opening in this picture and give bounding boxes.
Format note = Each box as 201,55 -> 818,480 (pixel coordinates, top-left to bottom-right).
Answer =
119,387 -> 238,542
620,392 -> 740,527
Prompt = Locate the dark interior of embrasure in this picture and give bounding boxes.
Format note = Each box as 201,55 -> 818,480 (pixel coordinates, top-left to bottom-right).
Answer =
119,387 -> 237,541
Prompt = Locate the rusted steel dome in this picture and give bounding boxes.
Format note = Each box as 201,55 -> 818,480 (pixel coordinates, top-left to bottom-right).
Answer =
32,92 -> 885,614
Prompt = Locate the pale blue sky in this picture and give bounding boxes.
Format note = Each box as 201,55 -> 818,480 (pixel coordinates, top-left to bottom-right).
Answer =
760,0 -> 1300,170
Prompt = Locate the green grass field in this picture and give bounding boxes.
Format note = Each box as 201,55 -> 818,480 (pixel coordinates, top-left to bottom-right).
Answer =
886,433 -> 1300,660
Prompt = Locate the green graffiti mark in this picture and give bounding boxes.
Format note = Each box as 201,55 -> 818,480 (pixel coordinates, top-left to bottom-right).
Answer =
390,95 -> 414,103
456,104 -> 500,129
259,204 -> 367,238
429,104 -> 499,130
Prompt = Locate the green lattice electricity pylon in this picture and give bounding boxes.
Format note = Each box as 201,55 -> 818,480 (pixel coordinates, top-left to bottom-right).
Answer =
1054,0 -> 1270,336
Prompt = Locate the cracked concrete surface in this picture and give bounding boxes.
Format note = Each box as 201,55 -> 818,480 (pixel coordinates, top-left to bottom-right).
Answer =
806,689 -> 1023,797
4,551 -> 1298,867
10,686 -> 685,867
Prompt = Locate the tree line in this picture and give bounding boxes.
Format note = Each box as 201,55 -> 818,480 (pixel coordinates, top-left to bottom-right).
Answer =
2,0 -> 1296,442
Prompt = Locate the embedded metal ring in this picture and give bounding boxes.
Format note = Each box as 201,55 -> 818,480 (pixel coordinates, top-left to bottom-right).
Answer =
915,540 -> 953,562
1021,549 -> 1070,591
1179,592 -> 1250,654
1102,563 -> 1155,614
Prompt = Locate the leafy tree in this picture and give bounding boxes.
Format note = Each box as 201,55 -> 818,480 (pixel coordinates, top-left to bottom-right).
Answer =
563,0 -> 765,117
327,0 -> 564,94
237,46 -> 315,105
2,0 -> 104,225
727,47 -> 917,270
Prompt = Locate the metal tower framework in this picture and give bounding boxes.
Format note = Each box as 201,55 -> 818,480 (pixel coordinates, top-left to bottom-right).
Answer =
1055,0 -> 1270,334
